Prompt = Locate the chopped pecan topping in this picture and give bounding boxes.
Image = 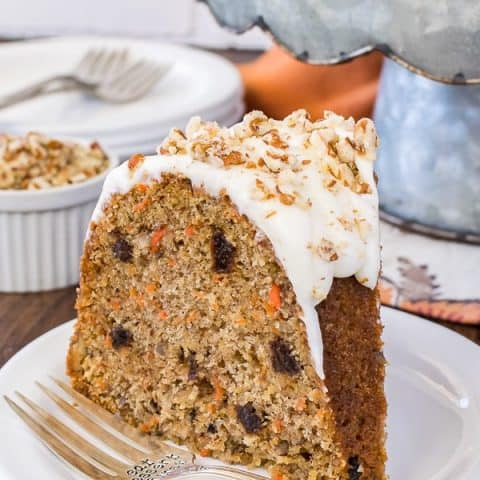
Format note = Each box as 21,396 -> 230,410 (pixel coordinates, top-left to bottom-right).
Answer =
127,153 -> 145,170
157,109 -> 377,202
221,151 -> 244,166
309,238 -> 338,262
0,132 -> 109,190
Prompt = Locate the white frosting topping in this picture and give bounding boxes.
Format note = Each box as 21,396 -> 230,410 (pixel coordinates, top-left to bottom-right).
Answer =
91,110 -> 380,379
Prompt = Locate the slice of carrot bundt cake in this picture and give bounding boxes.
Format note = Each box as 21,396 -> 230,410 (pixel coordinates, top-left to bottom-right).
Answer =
67,110 -> 386,480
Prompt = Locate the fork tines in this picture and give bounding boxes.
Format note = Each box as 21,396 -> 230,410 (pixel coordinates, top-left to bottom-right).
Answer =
4,378 -> 192,479
4,378 -> 267,479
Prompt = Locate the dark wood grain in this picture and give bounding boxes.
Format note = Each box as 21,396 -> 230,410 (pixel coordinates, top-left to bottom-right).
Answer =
0,287 -> 76,367
0,287 -> 479,368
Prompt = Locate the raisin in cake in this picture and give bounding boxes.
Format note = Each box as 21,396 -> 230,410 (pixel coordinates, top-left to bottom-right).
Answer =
68,110 -> 386,480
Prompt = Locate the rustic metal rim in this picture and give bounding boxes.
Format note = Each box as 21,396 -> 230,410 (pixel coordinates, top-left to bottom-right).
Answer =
380,209 -> 480,245
202,1 -> 480,85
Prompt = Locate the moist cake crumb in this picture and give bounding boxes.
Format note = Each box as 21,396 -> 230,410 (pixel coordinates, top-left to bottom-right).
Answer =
68,109 -> 386,480
68,173 -> 386,480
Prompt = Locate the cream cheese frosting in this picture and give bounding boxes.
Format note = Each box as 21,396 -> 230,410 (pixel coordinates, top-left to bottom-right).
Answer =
91,110 -> 380,379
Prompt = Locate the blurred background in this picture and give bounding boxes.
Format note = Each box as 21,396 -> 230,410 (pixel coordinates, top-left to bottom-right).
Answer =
0,0 -> 270,49
0,0 -> 385,125
0,0 -> 479,367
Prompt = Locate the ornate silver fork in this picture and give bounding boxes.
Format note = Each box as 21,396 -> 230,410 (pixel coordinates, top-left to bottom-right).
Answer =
4,378 -> 268,479
0,48 -> 171,109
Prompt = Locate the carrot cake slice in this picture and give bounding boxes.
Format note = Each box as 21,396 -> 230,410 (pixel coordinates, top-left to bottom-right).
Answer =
67,110 -> 386,479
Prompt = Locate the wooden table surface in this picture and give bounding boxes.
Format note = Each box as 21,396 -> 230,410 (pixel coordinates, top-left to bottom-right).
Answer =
0,47 -> 479,368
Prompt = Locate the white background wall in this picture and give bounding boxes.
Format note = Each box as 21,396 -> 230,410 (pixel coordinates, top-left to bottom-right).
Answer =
0,0 -> 270,50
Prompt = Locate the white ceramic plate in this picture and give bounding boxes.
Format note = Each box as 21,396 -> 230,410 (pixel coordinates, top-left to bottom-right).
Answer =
0,36 -> 243,144
0,307 -> 479,479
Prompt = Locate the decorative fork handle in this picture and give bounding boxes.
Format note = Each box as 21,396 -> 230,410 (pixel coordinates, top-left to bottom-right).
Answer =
0,74 -> 96,109
127,455 -> 268,480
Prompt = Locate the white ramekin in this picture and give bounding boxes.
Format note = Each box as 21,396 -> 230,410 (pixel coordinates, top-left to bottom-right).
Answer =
0,144 -> 119,292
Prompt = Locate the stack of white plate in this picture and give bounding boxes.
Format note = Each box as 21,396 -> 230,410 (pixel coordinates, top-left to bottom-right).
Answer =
0,36 -> 244,158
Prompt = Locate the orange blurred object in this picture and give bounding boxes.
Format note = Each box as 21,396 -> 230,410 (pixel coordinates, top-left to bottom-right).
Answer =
238,46 -> 384,120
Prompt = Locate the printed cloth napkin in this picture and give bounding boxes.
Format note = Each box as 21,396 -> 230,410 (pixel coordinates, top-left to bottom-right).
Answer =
380,222 -> 480,324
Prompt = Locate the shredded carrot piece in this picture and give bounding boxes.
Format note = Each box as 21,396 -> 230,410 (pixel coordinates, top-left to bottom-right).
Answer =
234,316 -> 247,326
150,226 -> 168,252
94,377 -> 107,390
158,310 -> 168,320
168,257 -> 177,267
139,415 -> 159,433
207,403 -> 217,414
272,418 -> 284,433
104,335 -> 112,348
145,283 -> 156,294
316,408 -> 325,420
128,153 -> 145,170
185,310 -> 198,323
213,377 -> 225,403
272,468 -> 286,480
265,304 -> 275,317
184,224 -> 196,237
109,298 -> 121,311
268,283 -> 281,310
133,196 -> 151,212
199,448 -> 211,457
135,183 -> 148,193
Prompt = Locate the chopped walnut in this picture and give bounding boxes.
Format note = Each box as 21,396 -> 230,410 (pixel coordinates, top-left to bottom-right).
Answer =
308,238 -> 339,262
157,109 -> 377,198
263,129 -> 288,149
221,151 -> 244,166
354,118 -> 378,161
337,217 -> 354,231
275,186 -> 295,206
254,179 -> 275,201
0,133 -> 109,190
128,153 -> 145,171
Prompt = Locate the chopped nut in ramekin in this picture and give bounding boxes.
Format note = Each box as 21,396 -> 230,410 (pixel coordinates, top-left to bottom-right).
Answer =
0,132 -> 110,190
